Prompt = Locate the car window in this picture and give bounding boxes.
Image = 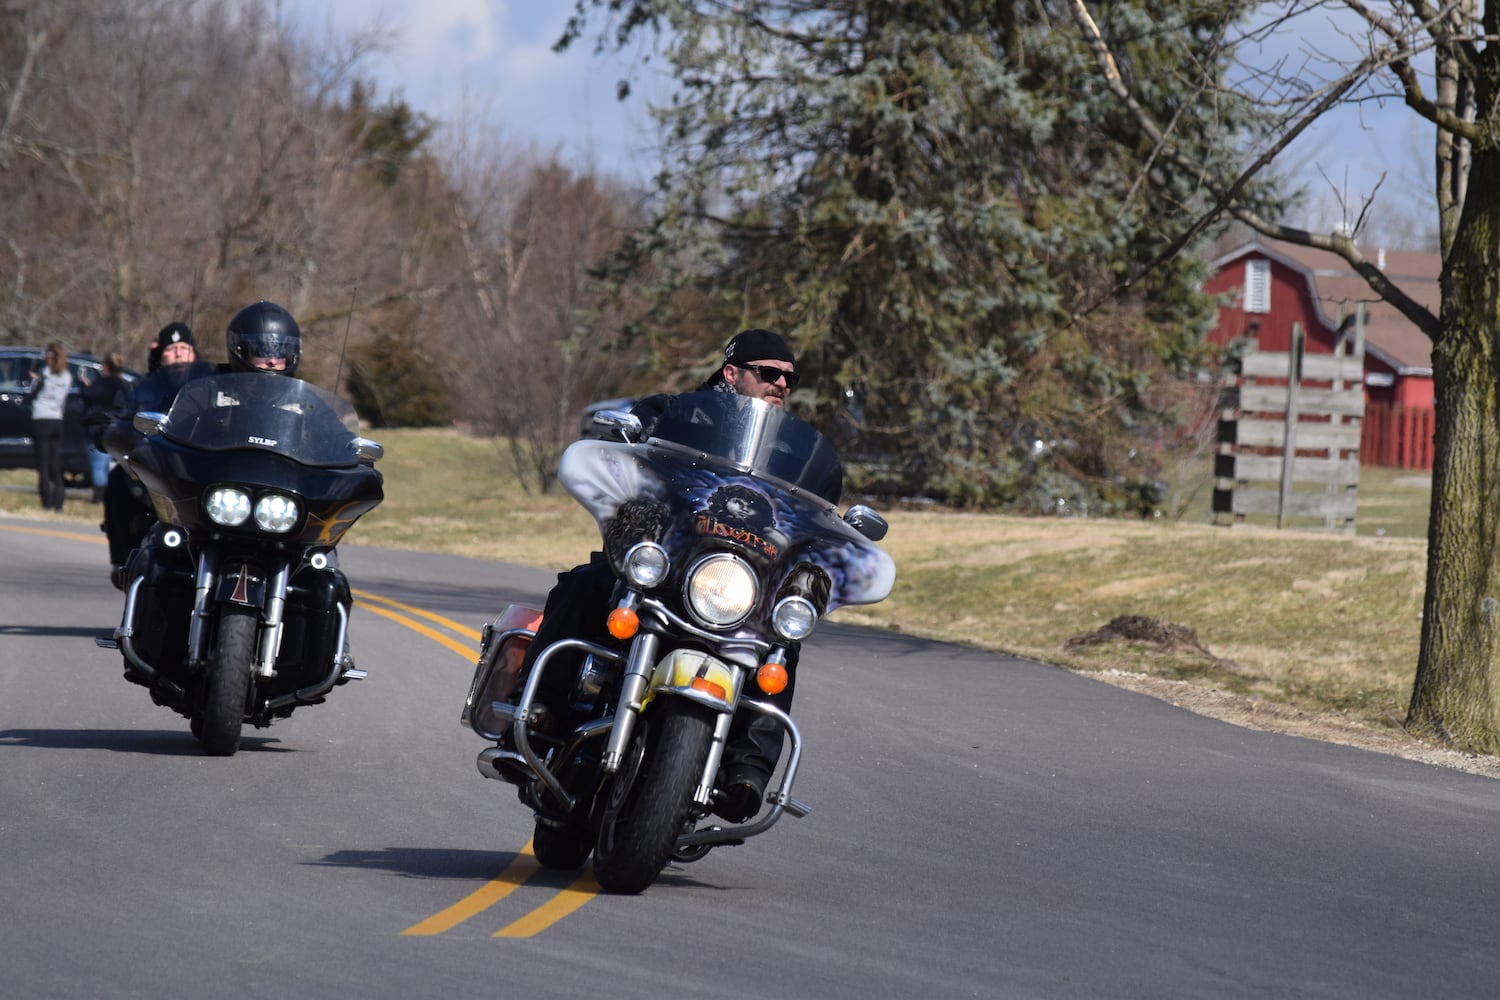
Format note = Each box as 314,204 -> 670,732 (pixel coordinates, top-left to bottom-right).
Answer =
0,356 -> 26,386
65,360 -> 98,389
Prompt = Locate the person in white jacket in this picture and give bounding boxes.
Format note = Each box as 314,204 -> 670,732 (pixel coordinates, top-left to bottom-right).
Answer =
26,343 -> 73,511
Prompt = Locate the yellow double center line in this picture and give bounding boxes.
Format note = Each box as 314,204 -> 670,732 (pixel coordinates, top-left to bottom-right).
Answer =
352,589 -> 603,938
3,524 -> 600,938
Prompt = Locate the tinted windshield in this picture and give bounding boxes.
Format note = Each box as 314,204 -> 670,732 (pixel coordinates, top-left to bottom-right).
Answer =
161,373 -> 362,467
647,391 -> 842,505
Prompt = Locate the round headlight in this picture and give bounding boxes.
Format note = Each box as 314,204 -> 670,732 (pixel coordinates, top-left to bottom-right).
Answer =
206,488 -> 252,526
772,596 -> 819,641
254,493 -> 300,533
622,541 -> 670,588
684,553 -> 758,628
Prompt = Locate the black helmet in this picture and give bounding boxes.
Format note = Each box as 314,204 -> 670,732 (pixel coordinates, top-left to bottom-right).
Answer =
226,301 -> 301,375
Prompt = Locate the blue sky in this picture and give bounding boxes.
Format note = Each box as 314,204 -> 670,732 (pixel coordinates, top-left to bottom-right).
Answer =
281,1 -> 1432,241
283,1 -> 660,182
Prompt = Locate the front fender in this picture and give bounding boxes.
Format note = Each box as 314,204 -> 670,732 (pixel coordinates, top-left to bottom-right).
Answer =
647,649 -> 741,713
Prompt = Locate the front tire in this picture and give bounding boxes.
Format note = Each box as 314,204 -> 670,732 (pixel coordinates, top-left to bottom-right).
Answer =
200,609 -> 256,756
592,699 -> 714,894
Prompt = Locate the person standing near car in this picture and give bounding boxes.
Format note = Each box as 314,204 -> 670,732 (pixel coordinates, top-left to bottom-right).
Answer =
25,343 -> 72,511
79,352 -> 128,503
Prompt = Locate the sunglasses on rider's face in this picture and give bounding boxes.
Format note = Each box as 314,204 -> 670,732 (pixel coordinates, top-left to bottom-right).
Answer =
738,363 -> 800,389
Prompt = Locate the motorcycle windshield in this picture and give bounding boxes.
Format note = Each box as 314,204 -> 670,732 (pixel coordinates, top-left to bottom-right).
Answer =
560,392 -> 895,610
646,391 -> 843,504
159,373 -> 364,467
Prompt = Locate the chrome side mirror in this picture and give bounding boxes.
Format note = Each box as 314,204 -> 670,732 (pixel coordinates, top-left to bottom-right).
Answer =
843,504 -> 888,542
594,408 -> 643,443
354,437 -> 384,463
132,411 -> 167,437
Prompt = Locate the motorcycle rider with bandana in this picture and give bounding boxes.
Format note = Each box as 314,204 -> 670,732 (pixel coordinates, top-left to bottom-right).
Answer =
515,328 -> 818,823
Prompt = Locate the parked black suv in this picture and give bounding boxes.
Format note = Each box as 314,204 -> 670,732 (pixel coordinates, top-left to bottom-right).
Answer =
0,347 -> 141,486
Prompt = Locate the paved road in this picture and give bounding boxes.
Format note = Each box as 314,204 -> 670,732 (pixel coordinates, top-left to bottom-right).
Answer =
1,514 -> 1498,999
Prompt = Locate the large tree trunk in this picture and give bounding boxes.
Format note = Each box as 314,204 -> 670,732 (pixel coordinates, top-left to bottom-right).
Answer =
1407,146 -> 1500,750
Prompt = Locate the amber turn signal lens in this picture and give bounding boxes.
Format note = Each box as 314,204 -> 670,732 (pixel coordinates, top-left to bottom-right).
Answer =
606,607 -> 639,639
756,661 -> 789,695
690,677 -> 728,701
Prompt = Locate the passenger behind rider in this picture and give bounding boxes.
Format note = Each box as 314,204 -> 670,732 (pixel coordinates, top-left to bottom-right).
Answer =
517,328 -> 808,823
102,323 -> 212,586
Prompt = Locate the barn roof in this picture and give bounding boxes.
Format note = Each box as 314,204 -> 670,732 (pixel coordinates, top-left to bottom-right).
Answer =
1211,238 -> 1437,376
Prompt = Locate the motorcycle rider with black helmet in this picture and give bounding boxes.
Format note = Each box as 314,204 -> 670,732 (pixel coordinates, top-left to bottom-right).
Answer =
216,301 -> 359,667
222,300 -> 302,375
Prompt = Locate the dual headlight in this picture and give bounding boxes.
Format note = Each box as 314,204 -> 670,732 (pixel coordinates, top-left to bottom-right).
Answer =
625,543 -> 823,641
205,487 -> 301,534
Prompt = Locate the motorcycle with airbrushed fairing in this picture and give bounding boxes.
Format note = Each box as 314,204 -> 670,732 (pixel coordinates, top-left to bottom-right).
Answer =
462,390 -> 895,893
97,372 -> 384,755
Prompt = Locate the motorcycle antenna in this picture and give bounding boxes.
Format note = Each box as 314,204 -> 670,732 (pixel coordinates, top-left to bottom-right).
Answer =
334,287 -> 356,394
188,267 -> 200,329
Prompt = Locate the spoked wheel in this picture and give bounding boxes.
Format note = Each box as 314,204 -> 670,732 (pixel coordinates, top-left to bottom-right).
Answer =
532,819 -> 593,870
199,608 -> 257,756
591,699 -> 714,894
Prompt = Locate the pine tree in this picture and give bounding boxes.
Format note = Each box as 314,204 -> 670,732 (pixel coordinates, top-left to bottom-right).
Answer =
561,0 -> 1275,509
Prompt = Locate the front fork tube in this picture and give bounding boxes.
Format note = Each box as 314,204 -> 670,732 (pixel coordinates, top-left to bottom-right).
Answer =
255,563 -> 292,678
185,552 -> 290,678
185,548 -> 221,667
693,711 -> 736,808
600,630 -> 661,774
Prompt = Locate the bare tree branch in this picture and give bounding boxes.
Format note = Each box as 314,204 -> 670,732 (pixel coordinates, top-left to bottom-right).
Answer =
1067,0 -> 1441,340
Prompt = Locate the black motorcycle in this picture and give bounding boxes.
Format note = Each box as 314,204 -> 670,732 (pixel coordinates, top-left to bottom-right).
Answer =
462,390 -> 895,893
98,372 -> 384,755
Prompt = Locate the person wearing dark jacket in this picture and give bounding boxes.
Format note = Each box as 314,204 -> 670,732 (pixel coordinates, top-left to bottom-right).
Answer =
101,323 -> 212,586
515,328 -> 807,823
79,352 -> 128,502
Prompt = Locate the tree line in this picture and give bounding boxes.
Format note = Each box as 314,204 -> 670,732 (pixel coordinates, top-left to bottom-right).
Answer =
1,0 -> 1250,510
0,0 -> 644,492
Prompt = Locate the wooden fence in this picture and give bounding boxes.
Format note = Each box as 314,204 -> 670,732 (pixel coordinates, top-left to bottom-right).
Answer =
1212,325 -> 1364,533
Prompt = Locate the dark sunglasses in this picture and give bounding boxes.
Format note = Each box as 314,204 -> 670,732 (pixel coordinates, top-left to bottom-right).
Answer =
738,363 -> 800,389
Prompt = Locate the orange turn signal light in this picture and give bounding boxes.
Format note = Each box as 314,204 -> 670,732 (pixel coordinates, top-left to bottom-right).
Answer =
756,661 -> 789,695
690,677 -> 728,701
606,607 -> 640,639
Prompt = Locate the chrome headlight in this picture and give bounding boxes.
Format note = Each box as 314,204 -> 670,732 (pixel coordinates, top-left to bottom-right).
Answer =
205,488 -> 252,526
684,553 -> 759,628
622,541 -> 670,588
772,596 -> 819,641
253,493 -> 300,533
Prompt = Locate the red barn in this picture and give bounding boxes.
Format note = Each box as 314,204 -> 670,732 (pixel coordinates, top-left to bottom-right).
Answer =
1205,238 -> 1438,469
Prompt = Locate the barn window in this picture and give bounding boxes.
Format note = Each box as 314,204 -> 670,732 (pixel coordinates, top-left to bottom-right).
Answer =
1244,259 -> 1271,314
